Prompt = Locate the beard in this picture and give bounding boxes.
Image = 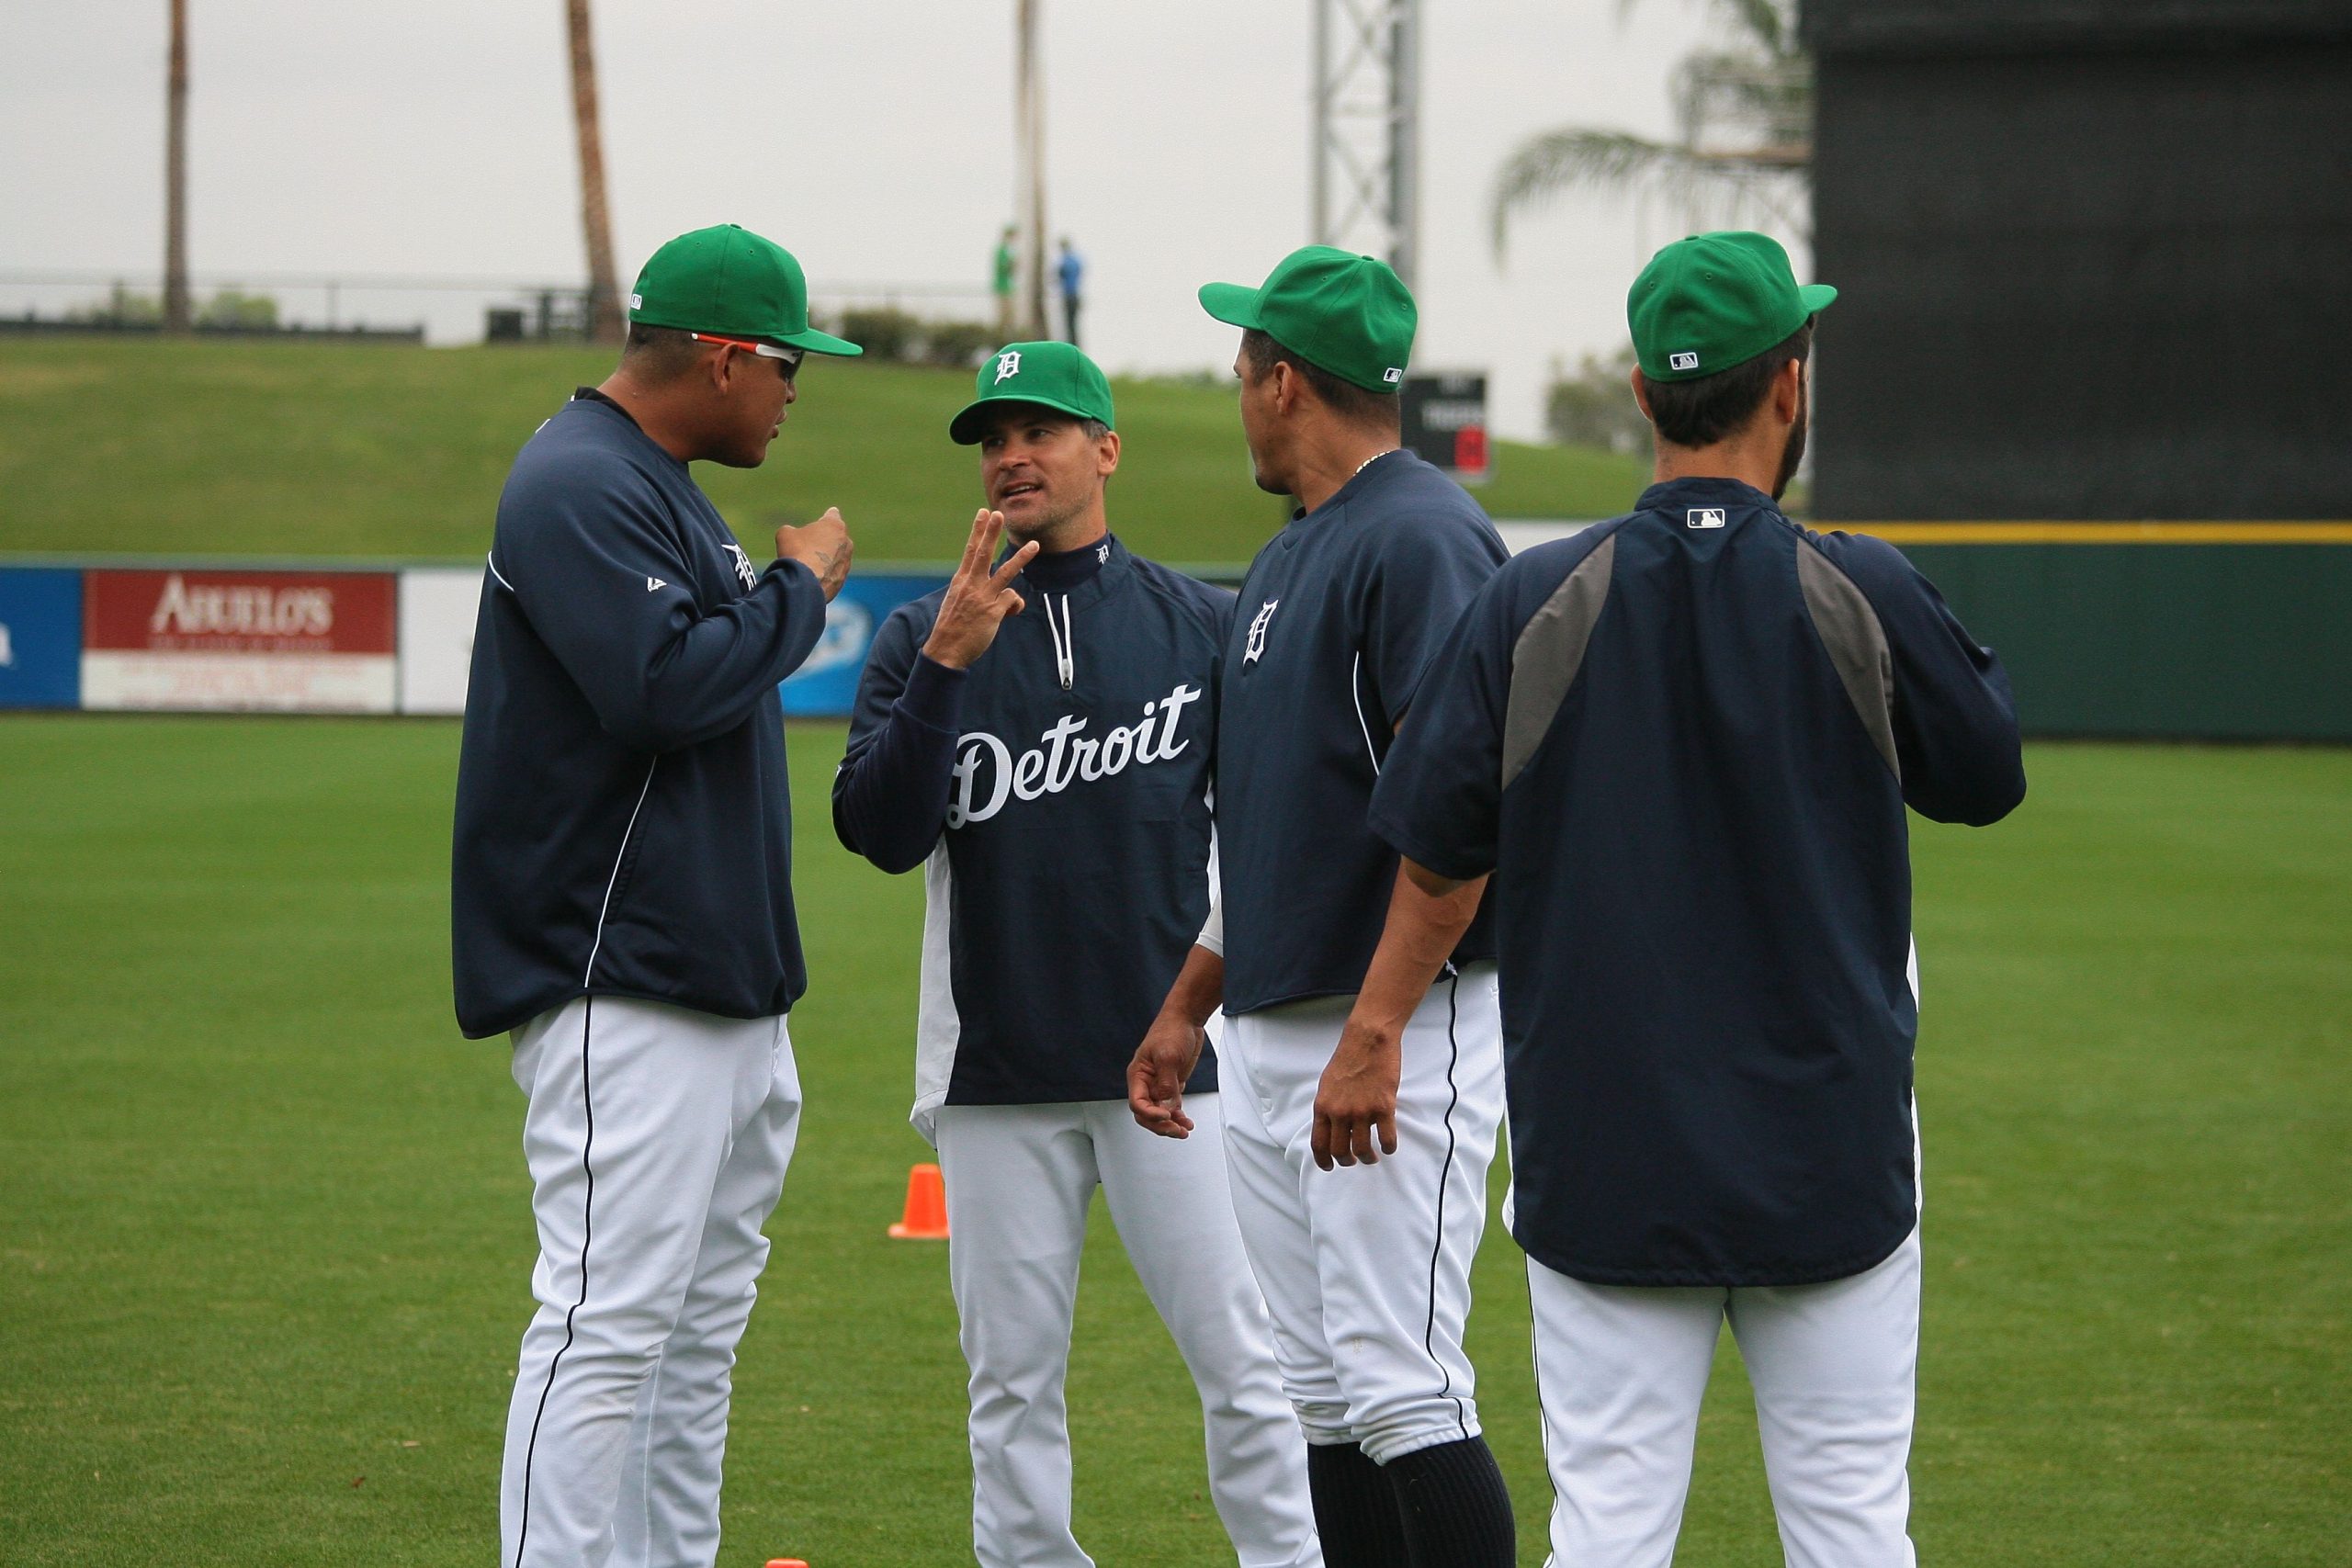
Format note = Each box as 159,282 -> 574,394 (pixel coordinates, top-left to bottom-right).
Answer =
1771,385 -> 1809,502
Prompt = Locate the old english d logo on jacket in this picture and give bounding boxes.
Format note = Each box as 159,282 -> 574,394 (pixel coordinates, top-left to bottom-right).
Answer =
946,682 -> 1204,828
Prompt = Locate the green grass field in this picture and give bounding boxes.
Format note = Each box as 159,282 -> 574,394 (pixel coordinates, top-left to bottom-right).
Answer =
2,718 -> 2345,1565
0,338 -> 1647,566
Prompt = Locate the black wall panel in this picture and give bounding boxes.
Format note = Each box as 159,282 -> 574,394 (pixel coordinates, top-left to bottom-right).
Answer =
1806,21 -> 2352,518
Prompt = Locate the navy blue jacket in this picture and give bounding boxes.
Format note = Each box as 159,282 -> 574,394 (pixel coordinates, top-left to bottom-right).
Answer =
833,536 -> 1228,1132
1216,449 -> 1509,1015
1371,477 -> 2026,1286
451,392 -> 829,1039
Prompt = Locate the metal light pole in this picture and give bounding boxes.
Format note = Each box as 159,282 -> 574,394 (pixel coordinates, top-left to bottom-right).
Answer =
1013,0 -> 1049,340
163,0 -> 191,333
1308,0 -> 1420,288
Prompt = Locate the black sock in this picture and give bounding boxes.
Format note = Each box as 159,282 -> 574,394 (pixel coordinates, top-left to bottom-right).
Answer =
1385,1435 -> 1516,1568
1306,1440 -> 1410,1568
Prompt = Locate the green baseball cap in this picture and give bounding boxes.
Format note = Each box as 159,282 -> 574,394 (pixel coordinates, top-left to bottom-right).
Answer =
628,223 -> 862,355
948,341 -> 1115,445
1198,245 -> 1416,394
1628,231 -> 1834,383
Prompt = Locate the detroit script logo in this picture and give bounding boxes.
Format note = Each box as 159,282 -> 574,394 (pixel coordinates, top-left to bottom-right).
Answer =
946,682 -> 1204,829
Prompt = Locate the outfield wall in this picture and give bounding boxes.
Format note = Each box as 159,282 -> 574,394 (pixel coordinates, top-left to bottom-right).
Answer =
1867,531 -> 2352,742
0,564 -> 952,720
4,539 -> 2345,740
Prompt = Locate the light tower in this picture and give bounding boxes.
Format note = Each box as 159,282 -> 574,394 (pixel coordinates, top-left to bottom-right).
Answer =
1309,0 -> 1421,288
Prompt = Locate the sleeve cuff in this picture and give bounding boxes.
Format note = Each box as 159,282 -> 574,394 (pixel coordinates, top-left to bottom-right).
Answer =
896,653 -> 968,731
1367,804 -> 1493,885
1195,891 -> 1225,958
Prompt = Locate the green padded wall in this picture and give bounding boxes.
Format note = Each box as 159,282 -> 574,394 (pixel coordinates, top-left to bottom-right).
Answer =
1901,545 -> 2351,741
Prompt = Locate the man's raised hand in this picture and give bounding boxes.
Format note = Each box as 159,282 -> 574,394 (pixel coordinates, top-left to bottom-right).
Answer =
922,509 -> 1038,671
775,507 -> 854,602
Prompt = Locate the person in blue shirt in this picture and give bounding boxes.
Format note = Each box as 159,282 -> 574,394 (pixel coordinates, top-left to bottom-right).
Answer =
1057,238 -> 1084,349
1353,231 -> 2027,1568
1128,248 -> 1518,1568
452,224 -> 860,1568
834,342 -> 1319,1568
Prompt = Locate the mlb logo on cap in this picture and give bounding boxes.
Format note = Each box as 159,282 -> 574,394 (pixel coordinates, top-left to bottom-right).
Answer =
1668,351 -> 1700,371
1687,508 -> 1726,529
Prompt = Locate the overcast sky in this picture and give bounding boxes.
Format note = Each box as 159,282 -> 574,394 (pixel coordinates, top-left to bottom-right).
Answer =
0,0 -> 1807,439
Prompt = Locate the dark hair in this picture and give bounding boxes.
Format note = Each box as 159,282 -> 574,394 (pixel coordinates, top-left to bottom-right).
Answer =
1238,329 -> 1401,434
620,321 -> 704,381
1641,317 -> 1814,447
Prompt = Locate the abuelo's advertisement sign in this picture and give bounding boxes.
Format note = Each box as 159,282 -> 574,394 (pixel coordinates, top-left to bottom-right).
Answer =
81,570 -> 398,713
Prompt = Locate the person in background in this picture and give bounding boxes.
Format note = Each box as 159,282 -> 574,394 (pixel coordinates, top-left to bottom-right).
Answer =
1057,238 -> 1084,349
994,226 -> 1019,340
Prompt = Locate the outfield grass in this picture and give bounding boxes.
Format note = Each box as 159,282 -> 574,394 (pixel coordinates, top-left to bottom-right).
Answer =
1,721 -> 2346,1566
0,339 -> 1648,566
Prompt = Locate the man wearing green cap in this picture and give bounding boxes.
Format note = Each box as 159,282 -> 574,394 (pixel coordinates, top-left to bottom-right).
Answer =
834,340 -> 1322,1568
453,221 -> 863,1568
1351,231 -> 2026,1566
1127,246 -> 1518,1568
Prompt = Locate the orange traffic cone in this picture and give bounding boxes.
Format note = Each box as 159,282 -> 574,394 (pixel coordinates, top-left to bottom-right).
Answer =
887,1163 -> 949,1239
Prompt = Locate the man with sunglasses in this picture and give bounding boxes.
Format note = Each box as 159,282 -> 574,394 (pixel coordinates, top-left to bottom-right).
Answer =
453,222 -> 860,1568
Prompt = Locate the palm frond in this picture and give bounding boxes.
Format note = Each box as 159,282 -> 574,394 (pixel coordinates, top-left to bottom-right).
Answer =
1615,0 -> 1794,55
1489,128 -> 1808,258
1714,0 -> 1794,56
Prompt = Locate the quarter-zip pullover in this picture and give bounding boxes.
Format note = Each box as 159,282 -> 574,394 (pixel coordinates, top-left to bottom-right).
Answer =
451,392 -> 828,1038
833,536 -> 1232,1132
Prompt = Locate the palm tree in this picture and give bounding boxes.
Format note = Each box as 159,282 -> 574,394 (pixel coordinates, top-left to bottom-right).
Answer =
1490,0 -> 1809,258
565,0 -> 624,344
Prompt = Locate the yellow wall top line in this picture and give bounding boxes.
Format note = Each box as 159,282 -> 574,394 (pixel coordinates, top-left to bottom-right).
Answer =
1823,522 -> 2352,545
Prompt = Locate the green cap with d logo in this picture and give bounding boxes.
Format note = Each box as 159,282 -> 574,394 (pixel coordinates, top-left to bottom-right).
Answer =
949,341 -> 1116,444
1627,231 -> 1835,383
1198,245 -> 1416,394
628,223 -> 863,355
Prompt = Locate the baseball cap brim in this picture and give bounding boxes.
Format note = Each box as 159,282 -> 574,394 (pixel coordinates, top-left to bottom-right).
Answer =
774,324 -> 864,356
947,394 -> 1102,446
1197,281 -> 1264,331
1798,283 -> 1839,316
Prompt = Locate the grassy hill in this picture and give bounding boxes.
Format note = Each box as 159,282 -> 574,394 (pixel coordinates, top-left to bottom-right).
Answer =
0,337 -> 1647,566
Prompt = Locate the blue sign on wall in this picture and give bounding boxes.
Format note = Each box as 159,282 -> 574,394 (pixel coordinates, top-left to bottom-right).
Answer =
780,572 -> 947,718
0,568 -> 84,709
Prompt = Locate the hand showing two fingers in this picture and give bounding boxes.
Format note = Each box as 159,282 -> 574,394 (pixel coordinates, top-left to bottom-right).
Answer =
922,509 -> 1038,671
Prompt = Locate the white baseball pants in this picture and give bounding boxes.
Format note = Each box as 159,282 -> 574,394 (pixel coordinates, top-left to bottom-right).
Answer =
1216,964 -> 1505,1464
500,995 -> 802,1568
1526,1225 -> 1923,1568
933,1095 -> 1321,1568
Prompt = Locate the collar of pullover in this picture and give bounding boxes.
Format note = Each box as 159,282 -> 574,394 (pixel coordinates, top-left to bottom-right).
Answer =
1014,532 -> 1115,594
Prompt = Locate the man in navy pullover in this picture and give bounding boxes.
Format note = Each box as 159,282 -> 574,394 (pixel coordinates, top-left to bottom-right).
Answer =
834,343 -> 1319,1568
452,224 -> 859,1568
1355,232 -> 2027,1567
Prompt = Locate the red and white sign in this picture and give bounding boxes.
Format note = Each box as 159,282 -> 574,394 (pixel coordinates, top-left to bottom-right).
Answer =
82,570 -> 398,712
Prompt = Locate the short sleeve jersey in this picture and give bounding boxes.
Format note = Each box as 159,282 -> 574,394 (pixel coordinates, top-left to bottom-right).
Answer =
1216,449 -> 1509,1015
1369,476 -> 2027,1286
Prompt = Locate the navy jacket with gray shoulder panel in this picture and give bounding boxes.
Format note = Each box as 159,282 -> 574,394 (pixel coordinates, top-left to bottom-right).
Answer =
451,391 -> 828,1039
1371,476 -> 2026,1288
832,536 -> 1231,1135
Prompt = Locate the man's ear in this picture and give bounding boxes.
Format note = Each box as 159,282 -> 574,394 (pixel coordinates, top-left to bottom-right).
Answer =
1771,357 -> 1805,425
704,342 -> 737,395
1271,361 -> 1302,417
1096,428 -> 1121,479
1629,367 -> 1656,423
